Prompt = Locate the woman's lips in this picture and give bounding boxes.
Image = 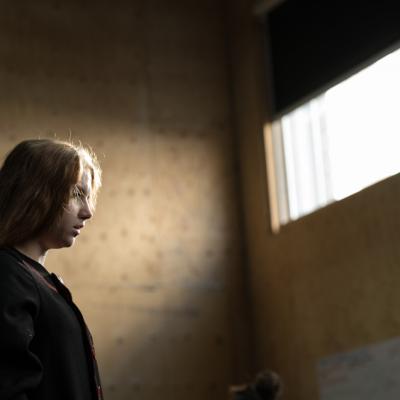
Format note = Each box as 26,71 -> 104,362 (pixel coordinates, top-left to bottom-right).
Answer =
73,224 -> 84,237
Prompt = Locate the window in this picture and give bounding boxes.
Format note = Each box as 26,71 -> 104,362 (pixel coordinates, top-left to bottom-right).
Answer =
266,47 -> 400,232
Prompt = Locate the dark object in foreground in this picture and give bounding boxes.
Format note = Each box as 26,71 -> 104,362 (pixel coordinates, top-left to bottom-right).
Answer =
230,370 -> 283,400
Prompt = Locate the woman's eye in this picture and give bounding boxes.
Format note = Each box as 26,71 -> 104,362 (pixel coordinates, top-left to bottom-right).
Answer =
71,186 -> 91,205
72,189 -> 85,199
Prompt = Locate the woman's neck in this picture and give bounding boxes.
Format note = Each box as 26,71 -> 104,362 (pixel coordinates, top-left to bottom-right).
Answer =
14,240 -> 48,265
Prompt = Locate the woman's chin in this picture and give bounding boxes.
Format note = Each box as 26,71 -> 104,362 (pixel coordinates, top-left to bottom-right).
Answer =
53,237 -> 75,249
64,237 -> 76,247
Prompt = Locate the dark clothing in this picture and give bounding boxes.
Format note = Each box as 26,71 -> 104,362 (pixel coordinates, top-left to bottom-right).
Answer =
0,247 -> 103,400
233,388 -> 261,400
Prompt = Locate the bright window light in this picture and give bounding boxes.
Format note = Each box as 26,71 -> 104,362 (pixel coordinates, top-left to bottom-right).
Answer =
269,47 -> 400,228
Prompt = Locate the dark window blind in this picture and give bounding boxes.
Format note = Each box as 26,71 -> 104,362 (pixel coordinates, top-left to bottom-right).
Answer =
266,0 -> 400,117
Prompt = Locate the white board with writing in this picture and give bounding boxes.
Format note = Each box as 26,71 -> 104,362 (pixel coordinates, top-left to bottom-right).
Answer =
317,336 -> 400,400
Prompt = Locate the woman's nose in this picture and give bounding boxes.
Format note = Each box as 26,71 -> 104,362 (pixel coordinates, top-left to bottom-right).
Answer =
79,198 -> 93,220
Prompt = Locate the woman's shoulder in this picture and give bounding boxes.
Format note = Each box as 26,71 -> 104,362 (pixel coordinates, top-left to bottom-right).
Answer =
0,248 -> 41,306
0,248 -> 41,322
0,247 -> 20,265
0,248 -> 34,280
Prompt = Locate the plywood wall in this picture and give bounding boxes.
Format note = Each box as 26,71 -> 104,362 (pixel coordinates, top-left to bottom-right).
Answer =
229,1 -> 400,399
0,1 -> 252,399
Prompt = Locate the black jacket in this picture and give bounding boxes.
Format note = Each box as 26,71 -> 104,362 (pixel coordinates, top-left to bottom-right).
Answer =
0,247 -> 103,400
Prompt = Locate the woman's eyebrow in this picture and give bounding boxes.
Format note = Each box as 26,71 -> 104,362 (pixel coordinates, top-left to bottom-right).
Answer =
75,184 -> 90,196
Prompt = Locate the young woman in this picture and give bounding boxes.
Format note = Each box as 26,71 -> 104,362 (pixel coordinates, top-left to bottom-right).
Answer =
0,139 -> 103,400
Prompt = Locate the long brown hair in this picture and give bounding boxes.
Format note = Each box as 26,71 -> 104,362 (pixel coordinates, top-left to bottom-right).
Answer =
0,139 -> 102,247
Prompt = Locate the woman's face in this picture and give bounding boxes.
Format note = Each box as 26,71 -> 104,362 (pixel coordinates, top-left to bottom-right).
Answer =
42,169 -> 93,249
